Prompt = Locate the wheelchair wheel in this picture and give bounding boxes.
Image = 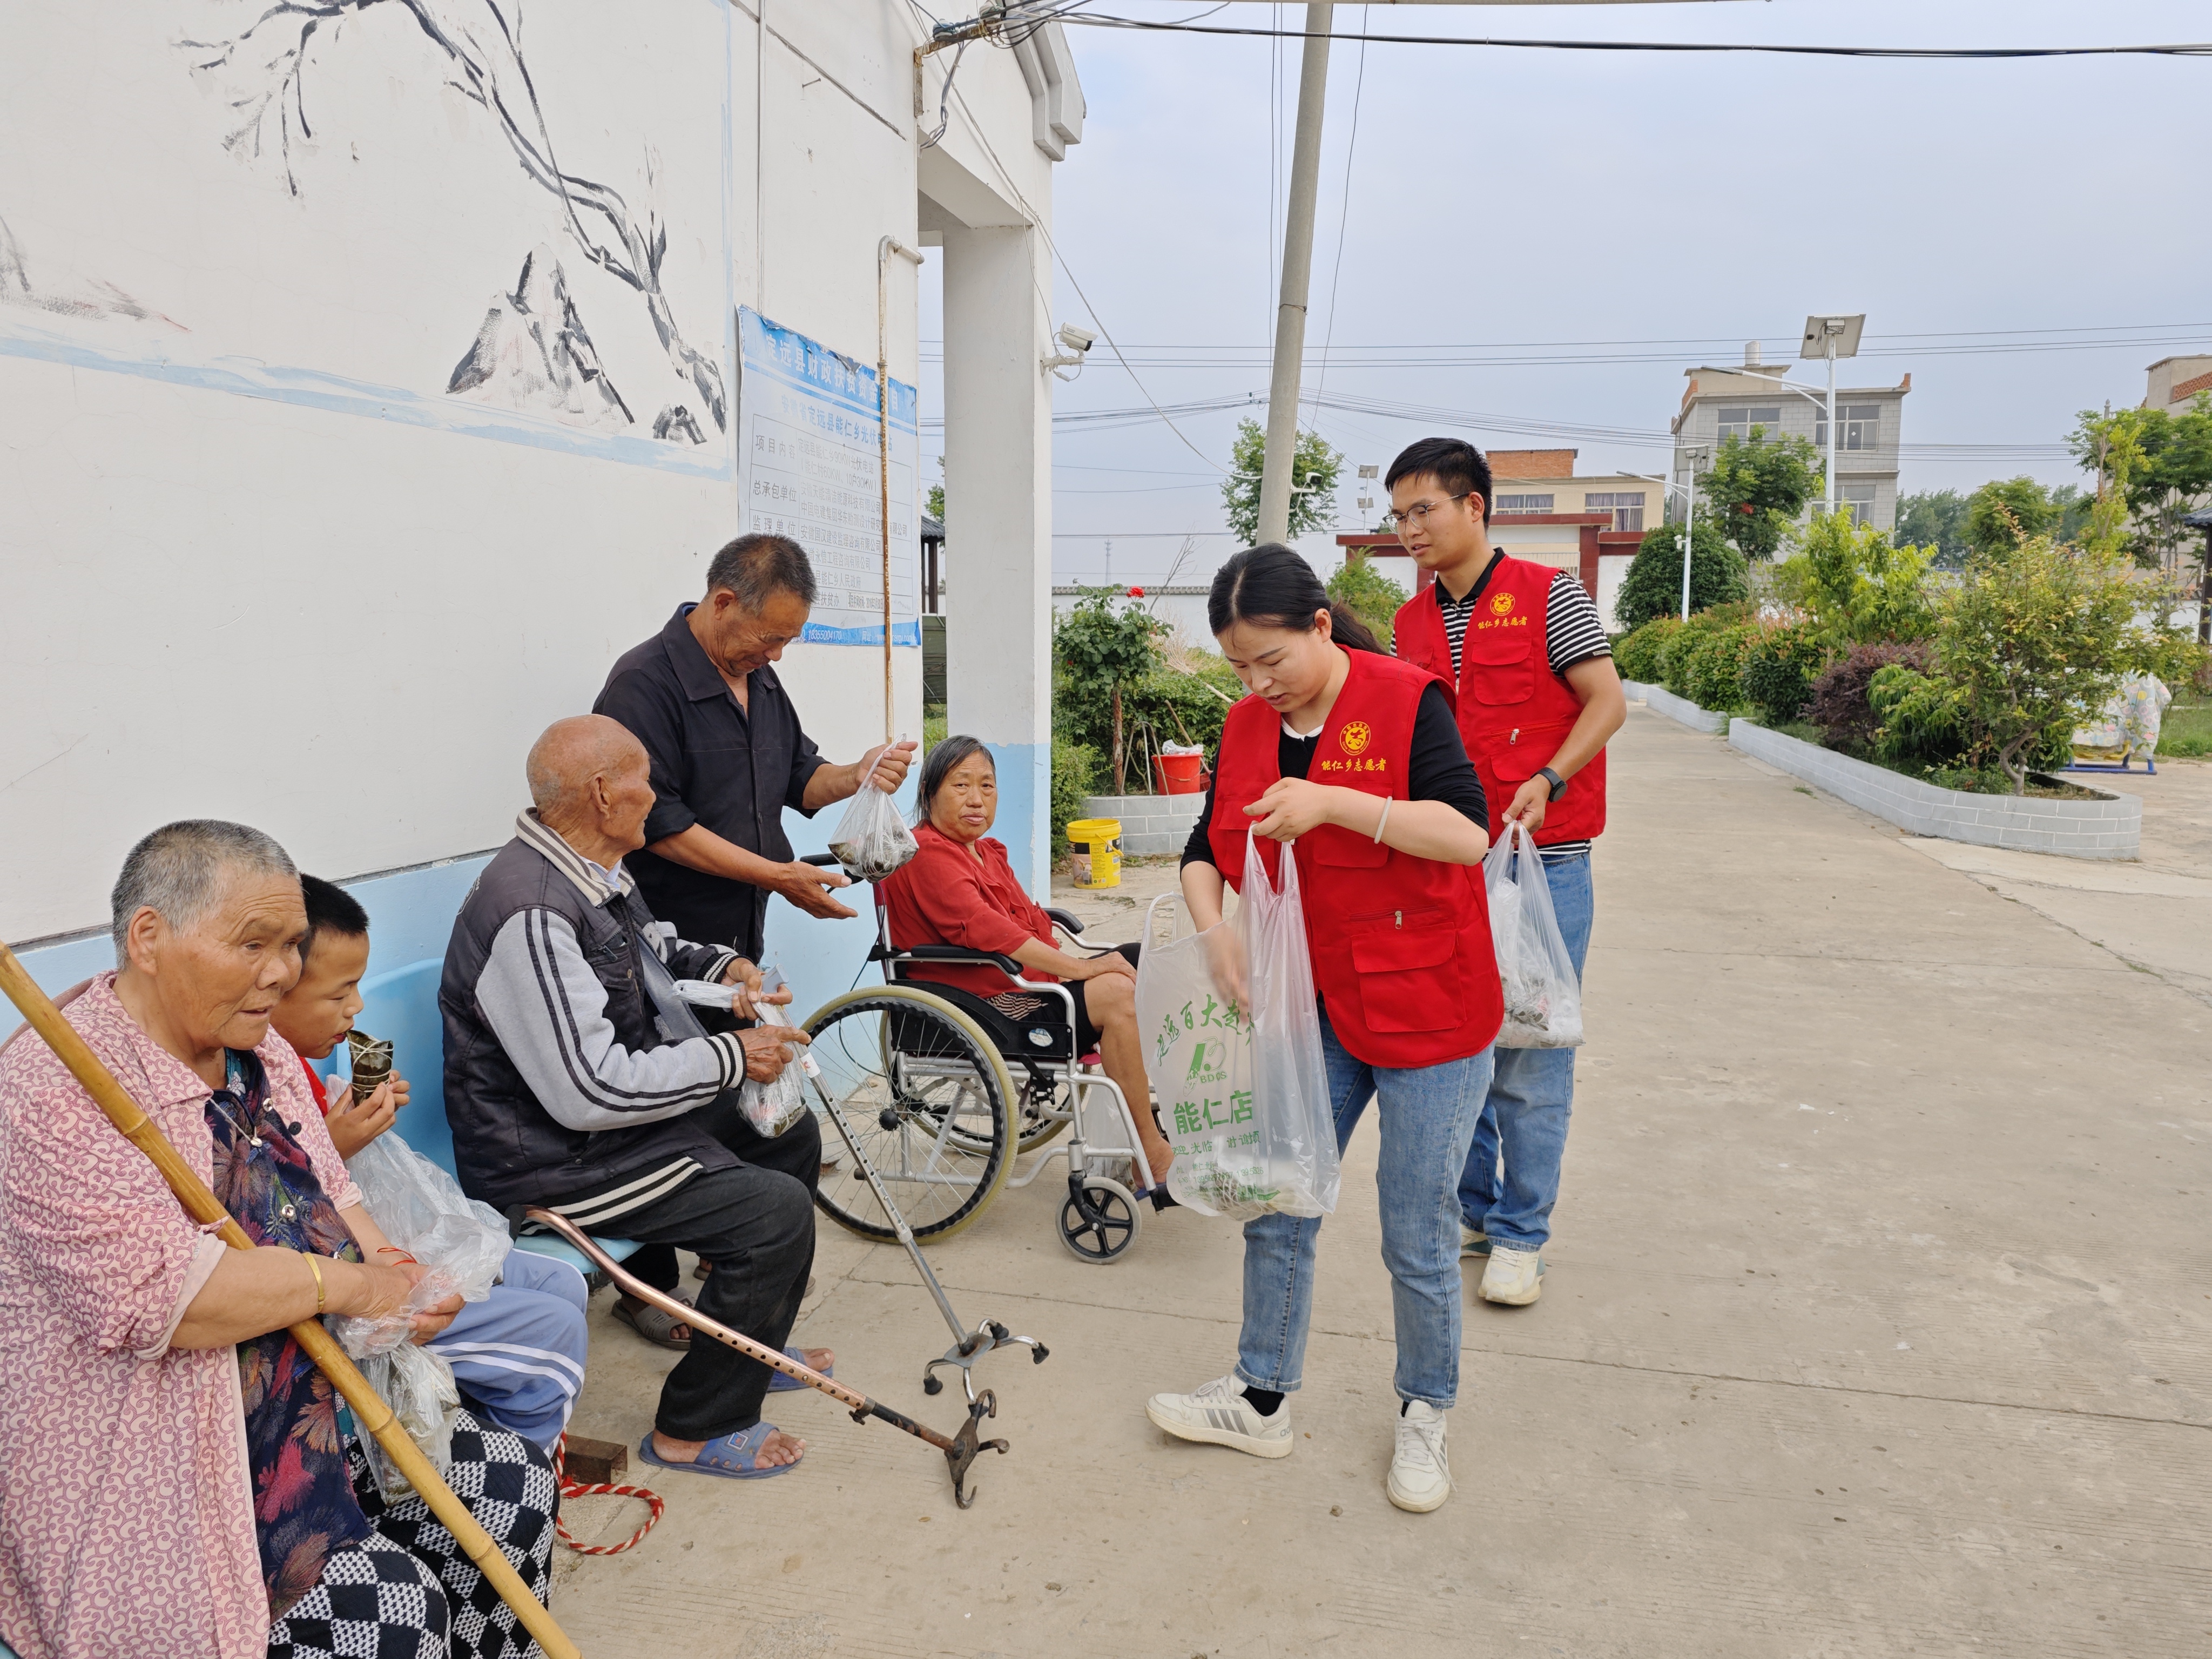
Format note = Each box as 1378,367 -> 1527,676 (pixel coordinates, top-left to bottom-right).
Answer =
1057,1175 -> 1141,1264
805,986 -> 1019,1243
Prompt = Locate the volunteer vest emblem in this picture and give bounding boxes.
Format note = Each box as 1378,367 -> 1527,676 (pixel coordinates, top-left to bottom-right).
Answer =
1488,591 -> 1516,616
1338,720 -> 1373,756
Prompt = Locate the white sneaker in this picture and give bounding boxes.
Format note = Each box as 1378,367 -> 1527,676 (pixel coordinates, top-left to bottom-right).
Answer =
1479,1244 -> 1544,1305
1460,1226 -> 1490,1258
1145,1374 -> 1293,1459
1387,1401 -> 1452,1513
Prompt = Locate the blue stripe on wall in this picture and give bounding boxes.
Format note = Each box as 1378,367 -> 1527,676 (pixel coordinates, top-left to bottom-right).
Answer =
5,775 -> 1016,1044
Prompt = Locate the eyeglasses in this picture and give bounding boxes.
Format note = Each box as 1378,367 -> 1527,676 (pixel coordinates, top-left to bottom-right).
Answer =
1382,493 -> 1471,536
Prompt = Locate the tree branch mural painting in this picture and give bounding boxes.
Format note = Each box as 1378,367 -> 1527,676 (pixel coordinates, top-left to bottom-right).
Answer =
178,0 -> 725,442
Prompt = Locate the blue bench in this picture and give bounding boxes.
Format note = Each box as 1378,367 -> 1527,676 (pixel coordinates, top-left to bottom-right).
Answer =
338,958 -> 640,1278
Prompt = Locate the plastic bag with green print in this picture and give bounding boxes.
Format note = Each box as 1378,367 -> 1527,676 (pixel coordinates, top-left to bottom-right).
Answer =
1134,830 -> 1339,1220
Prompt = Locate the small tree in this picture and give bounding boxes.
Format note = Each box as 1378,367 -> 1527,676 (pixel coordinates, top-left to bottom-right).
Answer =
1966,476 -> 2061,555
1895,489 -> 1973,567
1054,588 -> 1164,794
1934,533 -> 2140,794
1787,509 -> 1936,646
1701,428 -> 1824,562
1221,419 -> 1343,545
1613,516 -> 1748,630
1326,554 -> 1408,649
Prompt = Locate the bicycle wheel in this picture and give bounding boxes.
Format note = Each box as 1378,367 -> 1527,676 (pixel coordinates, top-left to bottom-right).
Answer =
805,986 -> 1019,1243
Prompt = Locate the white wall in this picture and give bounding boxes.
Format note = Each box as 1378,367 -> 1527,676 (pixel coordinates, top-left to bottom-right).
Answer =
0,1 -> 1062,945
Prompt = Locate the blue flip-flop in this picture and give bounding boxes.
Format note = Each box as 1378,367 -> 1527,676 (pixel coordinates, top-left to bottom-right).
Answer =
768,1345 -> 831,1392
636,1422 -> 802,1480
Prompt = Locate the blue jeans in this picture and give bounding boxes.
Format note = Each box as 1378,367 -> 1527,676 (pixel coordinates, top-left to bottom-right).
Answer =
1461,851 -> 1594,1252
1236,1013 -> 1494,1409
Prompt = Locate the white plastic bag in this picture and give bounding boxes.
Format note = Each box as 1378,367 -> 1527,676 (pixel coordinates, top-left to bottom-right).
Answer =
357,1342 -> 463,1505
827,741 -> 918,880
737,960 -> 812,1137
1135,832 -> 1339,1220
343,1132 -> 512,1304
1483,826 -> 1584,1049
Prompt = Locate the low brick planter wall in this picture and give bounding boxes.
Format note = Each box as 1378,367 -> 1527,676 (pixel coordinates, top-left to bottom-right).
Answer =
1727,719 -> 2140,861
1077,792 -> 1205,858
1622,680 -> 1728,734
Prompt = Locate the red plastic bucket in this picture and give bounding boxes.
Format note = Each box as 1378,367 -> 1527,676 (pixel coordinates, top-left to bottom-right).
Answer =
1153,753 -> 1206,795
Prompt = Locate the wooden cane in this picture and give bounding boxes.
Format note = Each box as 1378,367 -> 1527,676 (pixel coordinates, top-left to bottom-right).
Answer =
0,942 -> 581,1659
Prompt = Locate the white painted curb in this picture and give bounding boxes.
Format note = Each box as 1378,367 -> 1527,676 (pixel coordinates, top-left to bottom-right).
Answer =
1622,680 -> 1728,734
1727,719 -> 2140,861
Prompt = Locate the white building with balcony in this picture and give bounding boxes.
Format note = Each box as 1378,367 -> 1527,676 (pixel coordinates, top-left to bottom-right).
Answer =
1670,345 -> 1911,534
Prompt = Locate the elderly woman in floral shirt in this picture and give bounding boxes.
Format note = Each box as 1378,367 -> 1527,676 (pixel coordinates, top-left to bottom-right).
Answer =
0,822 -> 557,1659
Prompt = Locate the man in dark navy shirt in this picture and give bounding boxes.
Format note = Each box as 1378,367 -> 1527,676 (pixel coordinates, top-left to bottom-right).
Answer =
595,534 -> 916,965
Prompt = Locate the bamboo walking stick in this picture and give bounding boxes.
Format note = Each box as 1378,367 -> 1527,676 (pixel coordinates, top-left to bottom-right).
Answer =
0,941 -> 581,1659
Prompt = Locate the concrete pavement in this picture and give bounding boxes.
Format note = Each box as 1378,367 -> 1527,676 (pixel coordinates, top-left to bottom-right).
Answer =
547,707 -> 2212,1658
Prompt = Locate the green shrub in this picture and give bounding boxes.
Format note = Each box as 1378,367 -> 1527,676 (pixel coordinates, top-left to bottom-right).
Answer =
1050,736 -> 1098,858
1613,518 -> 1749,630
1739,621 -> 1827,726
1611,618 -> 1680,685
1676,621 -> 1762,712
1866,665 -> 1974,772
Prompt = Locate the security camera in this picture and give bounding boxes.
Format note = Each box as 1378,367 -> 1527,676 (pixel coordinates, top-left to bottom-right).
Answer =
1055,324 -> 1096,355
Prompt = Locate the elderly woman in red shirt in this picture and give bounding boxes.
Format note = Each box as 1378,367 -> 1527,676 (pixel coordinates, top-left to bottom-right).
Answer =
874,736 -> 1174,1191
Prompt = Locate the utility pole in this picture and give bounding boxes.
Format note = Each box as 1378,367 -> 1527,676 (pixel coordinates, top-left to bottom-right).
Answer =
1256,2 -> 1333,547
1255,2 -> 1746,548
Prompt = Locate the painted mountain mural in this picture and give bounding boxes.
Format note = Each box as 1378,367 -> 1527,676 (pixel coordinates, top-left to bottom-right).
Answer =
447,246 -> 632,431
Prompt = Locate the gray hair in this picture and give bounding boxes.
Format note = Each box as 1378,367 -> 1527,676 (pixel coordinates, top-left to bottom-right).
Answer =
110,820 -> 298,966
704,533 -> 817,611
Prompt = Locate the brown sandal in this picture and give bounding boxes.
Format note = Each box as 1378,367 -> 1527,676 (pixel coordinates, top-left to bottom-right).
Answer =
612,1293 -> 692,1350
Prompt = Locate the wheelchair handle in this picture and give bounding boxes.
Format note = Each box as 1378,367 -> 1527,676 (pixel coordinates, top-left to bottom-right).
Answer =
800,853 -> 842,867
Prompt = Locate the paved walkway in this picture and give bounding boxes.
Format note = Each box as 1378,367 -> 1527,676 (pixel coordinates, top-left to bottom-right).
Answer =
549,708 -> 2212,1658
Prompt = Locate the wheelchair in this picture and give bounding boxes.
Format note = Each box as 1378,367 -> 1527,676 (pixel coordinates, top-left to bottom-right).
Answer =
800,878 -> 1159,1266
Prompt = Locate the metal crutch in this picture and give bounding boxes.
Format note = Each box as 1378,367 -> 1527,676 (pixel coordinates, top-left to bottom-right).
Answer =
524,1210 -> 1010,1508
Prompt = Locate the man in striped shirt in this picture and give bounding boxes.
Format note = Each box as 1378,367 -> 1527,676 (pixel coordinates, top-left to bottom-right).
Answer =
442,717 -> 828,1479
1385,437 -> 1626,1310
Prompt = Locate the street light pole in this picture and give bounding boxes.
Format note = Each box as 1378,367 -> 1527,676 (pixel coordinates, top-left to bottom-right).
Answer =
1624,462 -> 1704,624
1256,2 -> 1333,547
1824,335 -> 1838,517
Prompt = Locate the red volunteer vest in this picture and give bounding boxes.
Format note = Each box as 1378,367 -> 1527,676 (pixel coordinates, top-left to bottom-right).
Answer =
1394,554 -> 1608,847
1208,648 -> 1503,1069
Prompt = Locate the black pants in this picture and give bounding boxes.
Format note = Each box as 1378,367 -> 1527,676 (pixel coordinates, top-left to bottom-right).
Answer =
616,1092 -> 821,1441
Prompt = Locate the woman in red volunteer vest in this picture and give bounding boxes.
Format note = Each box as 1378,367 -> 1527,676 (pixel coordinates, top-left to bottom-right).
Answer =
1385,437 -> 1626,1311
1144,544 -> 1501,1516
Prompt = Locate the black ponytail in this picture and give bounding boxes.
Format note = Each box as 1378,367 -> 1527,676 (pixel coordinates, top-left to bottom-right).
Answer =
1206,543 -> 1386,655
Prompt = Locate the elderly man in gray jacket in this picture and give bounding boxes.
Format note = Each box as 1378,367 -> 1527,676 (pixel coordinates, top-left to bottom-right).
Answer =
442,715 -> 828,1480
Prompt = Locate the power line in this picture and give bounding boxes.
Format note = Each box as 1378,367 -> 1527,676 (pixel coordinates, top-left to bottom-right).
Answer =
1058,13 -> 2212,60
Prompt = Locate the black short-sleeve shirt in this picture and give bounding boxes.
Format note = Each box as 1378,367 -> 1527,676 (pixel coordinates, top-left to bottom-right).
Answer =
594,604 -> 828,960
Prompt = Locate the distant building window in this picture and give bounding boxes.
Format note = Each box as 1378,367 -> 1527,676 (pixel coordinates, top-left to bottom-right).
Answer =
1815,404 -> 1883,451
1715,406 -> 1784,442
1495,494 -> 1555,512
1584,491 -> 1647,532
1840,480 -> 1877,527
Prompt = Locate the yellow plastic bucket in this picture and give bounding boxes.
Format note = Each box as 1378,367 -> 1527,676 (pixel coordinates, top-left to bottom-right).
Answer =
1065,818 -> 1123,888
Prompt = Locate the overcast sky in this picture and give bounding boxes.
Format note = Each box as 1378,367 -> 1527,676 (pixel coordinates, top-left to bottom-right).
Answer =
918,1 -> 2210,585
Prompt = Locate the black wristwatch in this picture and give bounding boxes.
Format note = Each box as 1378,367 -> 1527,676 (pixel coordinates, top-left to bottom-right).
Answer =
1536,766 -> 1567,799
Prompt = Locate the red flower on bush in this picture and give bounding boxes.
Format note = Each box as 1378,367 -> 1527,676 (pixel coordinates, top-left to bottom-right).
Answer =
1127,586 -> 1145,598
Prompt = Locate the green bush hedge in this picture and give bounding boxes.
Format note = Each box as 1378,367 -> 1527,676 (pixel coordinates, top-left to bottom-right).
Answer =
1611,617 -> 1679,685
1050,736 -> 1098,858
1739,620 -> 1827,726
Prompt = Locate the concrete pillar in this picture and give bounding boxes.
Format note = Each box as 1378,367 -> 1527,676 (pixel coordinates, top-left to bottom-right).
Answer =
940,222 -> 1052,894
